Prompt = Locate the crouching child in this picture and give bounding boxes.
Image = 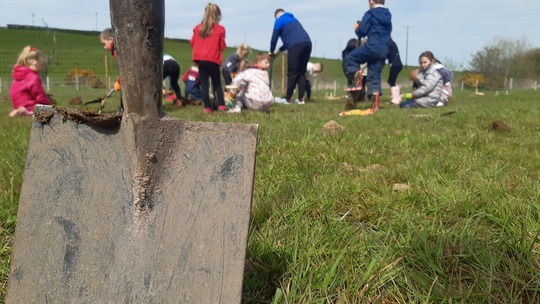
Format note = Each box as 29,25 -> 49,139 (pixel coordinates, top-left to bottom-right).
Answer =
228,53 -> 274,113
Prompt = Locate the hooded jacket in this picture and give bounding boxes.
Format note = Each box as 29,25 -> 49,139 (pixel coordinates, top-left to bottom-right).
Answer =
232,66 -> 273,110
270,12 -> 311,53
9,65 -> 52,112
191,23 -> 226,65
356,6 -> 392,54
412,63 -> 444,107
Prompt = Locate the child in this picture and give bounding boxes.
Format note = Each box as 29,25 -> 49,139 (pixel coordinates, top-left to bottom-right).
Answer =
99,28 -> 122,111
399,51 -> 446,108
387,38 -> 403,104
222,43 -> 250,86
182,63 -> 203,105
228,53 -> 274,113
304,62 -> 323,103
342,38 -> 367,110
190,3 -> 227,113
9,46 -> 52,117
163,54 -> 184,106
344,0 -> 392,109
432,61 -> 453,105
270,8 -> 312,104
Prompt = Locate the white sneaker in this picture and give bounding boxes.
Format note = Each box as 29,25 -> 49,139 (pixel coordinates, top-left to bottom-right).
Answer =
294,98 -> 305,105
274,97 -> 291,104
228,105 -> 242,113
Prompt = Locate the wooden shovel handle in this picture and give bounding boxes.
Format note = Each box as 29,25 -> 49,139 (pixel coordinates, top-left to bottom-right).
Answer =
110,0 -> 164,120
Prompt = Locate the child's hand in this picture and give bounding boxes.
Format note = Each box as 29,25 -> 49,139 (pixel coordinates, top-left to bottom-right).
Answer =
354,21 -> 360,30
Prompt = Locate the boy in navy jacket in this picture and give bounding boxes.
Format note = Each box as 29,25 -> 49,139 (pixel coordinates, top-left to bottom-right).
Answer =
345,0 -> 392,105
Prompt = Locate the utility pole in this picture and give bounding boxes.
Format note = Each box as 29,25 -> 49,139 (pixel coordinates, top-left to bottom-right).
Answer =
403,26 -> 412,66
95,12 -> 98,31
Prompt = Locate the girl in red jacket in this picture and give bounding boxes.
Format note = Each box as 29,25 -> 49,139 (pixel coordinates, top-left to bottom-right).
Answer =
9,46 -> 52,117
190,3 -> 227,113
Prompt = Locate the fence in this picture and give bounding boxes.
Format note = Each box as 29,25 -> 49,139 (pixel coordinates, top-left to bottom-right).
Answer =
1,49 -> 538,97
0,49 -> 352,97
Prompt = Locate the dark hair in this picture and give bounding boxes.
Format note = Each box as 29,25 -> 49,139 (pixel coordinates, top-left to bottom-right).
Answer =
419,51 -> 437,63
373,0 -> 385,4
274,8 -> 285,18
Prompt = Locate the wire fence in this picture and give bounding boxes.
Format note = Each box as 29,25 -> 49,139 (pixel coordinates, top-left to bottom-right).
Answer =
0,49 -> 353,97
1,49 -> 538,98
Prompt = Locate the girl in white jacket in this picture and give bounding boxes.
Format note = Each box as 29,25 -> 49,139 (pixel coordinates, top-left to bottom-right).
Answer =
400,51 -> 445,108
228,53 -> 274,113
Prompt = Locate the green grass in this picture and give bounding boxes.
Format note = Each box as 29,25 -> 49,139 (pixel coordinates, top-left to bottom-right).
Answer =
1,87 -> 539,303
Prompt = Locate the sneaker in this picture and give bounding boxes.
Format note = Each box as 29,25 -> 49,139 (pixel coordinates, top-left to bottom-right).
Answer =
228,105 -> 242,113
274,97 -> 291,104
294,98 -> 305,105
218,105 -> 228,111
203,107 -> 212,113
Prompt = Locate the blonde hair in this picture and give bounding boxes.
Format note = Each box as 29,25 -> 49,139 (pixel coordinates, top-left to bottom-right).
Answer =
199,3 -> 222,38
236,43 -> 249,58
16,45 -> 47,67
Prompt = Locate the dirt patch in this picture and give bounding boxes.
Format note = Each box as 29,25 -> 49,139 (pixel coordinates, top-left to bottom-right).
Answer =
69,97 -> 83,105
322,120 -> 346,135
55,107 -> 122,127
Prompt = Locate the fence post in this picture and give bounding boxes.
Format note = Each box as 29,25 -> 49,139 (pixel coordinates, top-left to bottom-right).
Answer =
333,80 -> 337,96
0,77 -> 2,93
46,76 -> 50,92
535,80 -> 538,91
76,75 -> 80,91
509,78 -> 513,92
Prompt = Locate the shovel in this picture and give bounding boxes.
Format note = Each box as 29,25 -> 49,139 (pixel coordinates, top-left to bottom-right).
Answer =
82,88 -> 115,106
6,0 -> 258,303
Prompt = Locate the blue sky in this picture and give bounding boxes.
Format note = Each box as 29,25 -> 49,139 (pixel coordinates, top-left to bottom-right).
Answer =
3,0 -> 540,69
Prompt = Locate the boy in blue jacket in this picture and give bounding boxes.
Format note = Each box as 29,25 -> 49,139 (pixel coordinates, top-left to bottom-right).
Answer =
270,9 -> 312,104
345,0 -> 392,109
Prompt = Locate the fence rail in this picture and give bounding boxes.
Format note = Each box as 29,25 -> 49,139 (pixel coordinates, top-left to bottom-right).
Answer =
1,49 -> 538,97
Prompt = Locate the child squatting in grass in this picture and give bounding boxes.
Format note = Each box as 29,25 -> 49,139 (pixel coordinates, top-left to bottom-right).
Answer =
9,46 -> 52,117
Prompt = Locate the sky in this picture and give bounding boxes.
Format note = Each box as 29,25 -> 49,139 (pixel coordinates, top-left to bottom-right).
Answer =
3,0 -> 540,70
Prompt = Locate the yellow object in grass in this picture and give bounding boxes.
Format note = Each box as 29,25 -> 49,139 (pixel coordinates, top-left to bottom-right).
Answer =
339,108 -> 373,117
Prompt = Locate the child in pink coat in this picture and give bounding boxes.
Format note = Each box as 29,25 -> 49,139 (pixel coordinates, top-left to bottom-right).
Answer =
9,46 -> 52,117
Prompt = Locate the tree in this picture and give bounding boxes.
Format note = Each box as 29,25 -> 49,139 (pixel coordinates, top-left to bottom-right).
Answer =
469,37 -> 531,89
523,48 -> 540,81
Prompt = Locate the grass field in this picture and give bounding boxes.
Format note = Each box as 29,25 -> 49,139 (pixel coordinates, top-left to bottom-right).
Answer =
1,27 -> 540,303
1,87 -> 539,303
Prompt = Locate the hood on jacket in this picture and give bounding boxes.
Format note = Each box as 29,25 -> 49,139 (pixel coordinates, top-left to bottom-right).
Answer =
12,65 -> 37,81
367,7 -> 392,27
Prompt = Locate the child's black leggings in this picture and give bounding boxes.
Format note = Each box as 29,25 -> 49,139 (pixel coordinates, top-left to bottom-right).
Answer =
197,61 -> 225,109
